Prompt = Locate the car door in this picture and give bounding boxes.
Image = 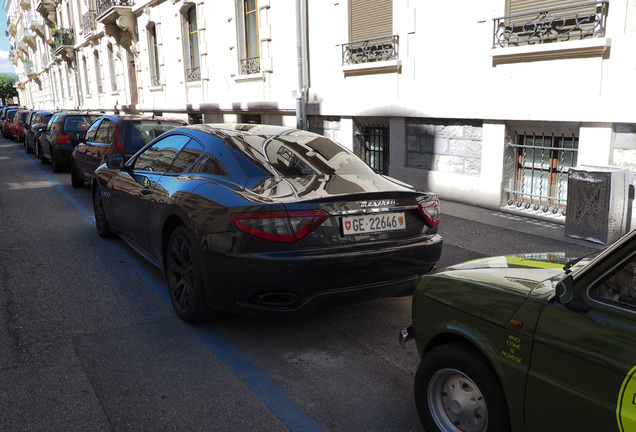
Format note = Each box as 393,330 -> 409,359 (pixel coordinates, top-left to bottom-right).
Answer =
83,118 -> 115,178
525,251 -> 636,431
74,118 -> 101,178
40,114 -> 60,159
109,133 -> 191,249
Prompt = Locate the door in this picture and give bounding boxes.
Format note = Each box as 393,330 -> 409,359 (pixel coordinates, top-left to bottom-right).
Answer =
109,134 -> 191,248
525,254 -> 636,431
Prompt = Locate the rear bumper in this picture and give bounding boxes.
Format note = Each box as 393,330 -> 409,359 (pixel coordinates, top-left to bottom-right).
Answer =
197,234 -> 443,316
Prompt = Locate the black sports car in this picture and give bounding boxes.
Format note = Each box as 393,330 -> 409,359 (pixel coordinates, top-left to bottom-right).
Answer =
93,124 -> 443,321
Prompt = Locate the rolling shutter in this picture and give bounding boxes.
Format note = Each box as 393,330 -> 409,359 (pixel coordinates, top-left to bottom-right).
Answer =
349,0 -> 393,43
509,0 -> 597,17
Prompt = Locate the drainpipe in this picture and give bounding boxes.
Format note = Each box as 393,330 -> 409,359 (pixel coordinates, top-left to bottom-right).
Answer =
295,0 -> 308,130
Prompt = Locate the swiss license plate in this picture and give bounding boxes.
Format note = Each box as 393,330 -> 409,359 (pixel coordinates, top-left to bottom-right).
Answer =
342,212 -> 406,235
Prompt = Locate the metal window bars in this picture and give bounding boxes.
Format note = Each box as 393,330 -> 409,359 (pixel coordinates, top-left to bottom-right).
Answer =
492,1 -> 608,48
505,132 -> 578,216
357,125 -> 389,175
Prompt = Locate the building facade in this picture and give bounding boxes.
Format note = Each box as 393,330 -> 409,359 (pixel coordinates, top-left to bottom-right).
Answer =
4,0 -> 636,232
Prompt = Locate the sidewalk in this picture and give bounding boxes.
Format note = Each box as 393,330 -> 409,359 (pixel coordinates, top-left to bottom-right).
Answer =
440,200 -> 607,250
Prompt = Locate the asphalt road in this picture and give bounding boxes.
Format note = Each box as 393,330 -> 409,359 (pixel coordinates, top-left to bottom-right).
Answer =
0,137 -> 600,431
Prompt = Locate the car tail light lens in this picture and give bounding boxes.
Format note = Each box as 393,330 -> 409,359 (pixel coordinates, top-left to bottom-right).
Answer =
231,210 -> 329,243
57,133 -> 71,144
418,200 -> 440,229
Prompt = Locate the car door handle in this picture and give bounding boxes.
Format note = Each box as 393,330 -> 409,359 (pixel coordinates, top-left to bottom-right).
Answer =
140,188 -> 151,195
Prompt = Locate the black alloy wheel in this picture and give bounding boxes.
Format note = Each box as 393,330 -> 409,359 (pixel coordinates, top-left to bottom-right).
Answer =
92,185 -> 112,238
166,226 -> 210,322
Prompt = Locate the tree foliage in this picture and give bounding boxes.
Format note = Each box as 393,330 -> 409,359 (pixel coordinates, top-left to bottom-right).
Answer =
0,74 -> 18,105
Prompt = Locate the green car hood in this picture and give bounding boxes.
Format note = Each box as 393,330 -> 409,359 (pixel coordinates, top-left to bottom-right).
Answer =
415,252 -> 586,327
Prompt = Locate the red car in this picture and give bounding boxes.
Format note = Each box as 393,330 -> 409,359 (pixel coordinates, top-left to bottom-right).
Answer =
2,108 -> 21,138
9,109 -> 29,142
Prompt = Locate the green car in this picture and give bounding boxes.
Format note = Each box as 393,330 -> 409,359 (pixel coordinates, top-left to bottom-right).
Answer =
402,229 -> 636,432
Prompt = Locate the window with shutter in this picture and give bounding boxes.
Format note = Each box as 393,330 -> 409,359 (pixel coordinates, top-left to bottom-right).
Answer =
343,0 -> 397,65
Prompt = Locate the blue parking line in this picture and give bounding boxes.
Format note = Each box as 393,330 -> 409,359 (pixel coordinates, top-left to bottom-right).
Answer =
16,143 -> 323,432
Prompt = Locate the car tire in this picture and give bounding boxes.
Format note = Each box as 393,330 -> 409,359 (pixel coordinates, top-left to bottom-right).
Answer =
166,226 -> 211,323
414,343 -> 511,432
35,141 -> 41,159
92,185 -> 113,238
71,162 -> 85,188
24,139 -> 32,153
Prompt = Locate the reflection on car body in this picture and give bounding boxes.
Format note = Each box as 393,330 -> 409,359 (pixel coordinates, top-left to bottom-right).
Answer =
93,123 -> 443,322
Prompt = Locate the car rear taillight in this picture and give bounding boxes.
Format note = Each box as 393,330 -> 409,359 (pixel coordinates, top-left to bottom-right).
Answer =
231,210 -> 329,243
418,200 -> 440,229
57,133 -> 71,144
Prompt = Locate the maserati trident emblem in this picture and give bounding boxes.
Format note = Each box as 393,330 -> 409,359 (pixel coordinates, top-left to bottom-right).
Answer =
357,200 -> 396,208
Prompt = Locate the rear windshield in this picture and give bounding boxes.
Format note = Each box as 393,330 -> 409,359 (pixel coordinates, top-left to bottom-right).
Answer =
226,131 -> 375,178
120,120 -> 185,152
64,115 -> 98,133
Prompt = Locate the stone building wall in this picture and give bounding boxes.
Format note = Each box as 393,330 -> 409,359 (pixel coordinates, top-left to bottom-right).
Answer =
406,120 -> 483,176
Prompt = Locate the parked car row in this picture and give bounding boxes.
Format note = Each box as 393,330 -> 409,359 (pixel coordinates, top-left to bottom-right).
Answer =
10,116 -> 445,324
9,117 -> 447,429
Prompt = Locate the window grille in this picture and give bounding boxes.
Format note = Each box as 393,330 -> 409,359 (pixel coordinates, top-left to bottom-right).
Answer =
358,125 -> 389,175
506,132 -> 578,215
241,114 -> 261,124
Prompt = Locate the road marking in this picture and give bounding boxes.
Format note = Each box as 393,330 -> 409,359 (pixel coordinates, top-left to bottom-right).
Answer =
6,181 -> 54,190
15,141 -> 324,432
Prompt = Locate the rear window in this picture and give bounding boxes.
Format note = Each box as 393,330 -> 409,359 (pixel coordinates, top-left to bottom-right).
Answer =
119,120 -> 185,152
226,131 -> 375,178
64,115 -> 98,133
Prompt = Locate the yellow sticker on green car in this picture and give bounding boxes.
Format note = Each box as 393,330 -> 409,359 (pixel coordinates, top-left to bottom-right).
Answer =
618,365 -> 636,431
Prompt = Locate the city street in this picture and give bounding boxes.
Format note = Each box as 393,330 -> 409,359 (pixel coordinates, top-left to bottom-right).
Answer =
0,136 -> 600,432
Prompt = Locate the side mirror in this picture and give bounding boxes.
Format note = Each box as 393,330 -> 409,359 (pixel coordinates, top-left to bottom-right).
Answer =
106,154 -> 126,170
555,275 -> 589,312
34,125 -> 43,133
555,275 -> 574,305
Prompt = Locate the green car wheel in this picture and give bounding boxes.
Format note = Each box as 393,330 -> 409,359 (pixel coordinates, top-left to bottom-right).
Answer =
414,343 -> 510,432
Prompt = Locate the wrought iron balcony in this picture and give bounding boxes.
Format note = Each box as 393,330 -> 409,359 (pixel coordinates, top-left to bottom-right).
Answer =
96,0 -> 133,23
50,28 -> 75,61
493,1 -> 608,48
151,75 -> 161,87
82,10 -> 97,35
186,67 -> 201,82
342,35 -> 399,65
240,57 -> 260,75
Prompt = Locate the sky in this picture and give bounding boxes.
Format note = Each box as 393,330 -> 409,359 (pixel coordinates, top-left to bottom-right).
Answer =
0,8 -> 16,74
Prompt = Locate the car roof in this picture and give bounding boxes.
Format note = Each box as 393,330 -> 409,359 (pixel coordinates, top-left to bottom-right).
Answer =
94,115 -> 188,123
184,123 -> 306,139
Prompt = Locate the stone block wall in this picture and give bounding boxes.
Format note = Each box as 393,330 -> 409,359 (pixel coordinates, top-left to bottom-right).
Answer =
406,119 -> 483,176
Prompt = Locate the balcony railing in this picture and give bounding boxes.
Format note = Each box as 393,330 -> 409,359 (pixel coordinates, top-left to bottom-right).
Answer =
82,10 -> 97,35
493,1 -> 608,48
342,35 -> 399,65
186,67 -> 201,82
240,57 -> 260,75
96,0 -> 133,20
53,28 -> 75,47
